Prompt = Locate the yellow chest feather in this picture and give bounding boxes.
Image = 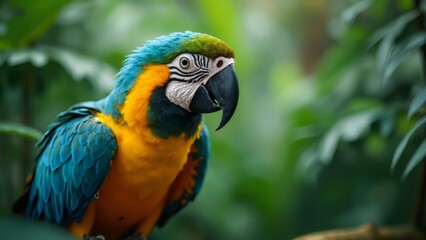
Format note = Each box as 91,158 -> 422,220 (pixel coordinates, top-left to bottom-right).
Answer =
97,113 -> 198,199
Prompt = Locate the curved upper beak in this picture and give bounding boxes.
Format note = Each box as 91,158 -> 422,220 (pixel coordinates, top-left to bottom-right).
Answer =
189,64 -> 239,130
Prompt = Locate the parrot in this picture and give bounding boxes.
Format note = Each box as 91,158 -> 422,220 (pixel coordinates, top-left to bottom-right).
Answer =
13,31 -> 239,240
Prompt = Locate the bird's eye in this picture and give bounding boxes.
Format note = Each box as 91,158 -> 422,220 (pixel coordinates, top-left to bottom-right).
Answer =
180,57 -> 190,69
216,60 -> 223,68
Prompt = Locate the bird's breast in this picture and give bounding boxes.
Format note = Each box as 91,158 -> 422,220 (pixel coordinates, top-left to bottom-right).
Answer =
95,113 -> 200,199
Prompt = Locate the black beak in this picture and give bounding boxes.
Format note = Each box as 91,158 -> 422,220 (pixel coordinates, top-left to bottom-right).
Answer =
189,64 -> 239,130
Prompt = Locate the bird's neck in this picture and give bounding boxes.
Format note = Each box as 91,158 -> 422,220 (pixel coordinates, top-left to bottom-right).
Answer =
147,87 -> 202,139
104,64 -> 201,139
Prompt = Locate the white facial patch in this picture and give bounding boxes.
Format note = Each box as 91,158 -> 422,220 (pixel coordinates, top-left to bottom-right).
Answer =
166,53 -> 234,111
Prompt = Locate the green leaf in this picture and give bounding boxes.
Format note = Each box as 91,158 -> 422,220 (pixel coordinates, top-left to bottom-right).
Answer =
47,46 -> 115,91
319,128 -> 339,164
379,109 -> 396,137
368,11 -> 419,48
341,0 -> 372,23
392,116 -> 426,172
377,35 -> 394,77
2,0 -> 73,49
7,49 -> 49,67
0,122 -> 42,141
339,110 -> 380,141
369,11 -> 419,80
408,87 -> 426,119
402,139 -> 426,179
319,110 -> 380,164
382,32 -> 426,82
298,146 -> 320,183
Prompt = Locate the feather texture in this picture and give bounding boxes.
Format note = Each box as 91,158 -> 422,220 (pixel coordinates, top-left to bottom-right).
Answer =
26,103 -> 117,226
157,123 -> 210,226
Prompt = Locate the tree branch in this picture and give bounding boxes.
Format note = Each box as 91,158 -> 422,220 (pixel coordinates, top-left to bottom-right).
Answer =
413,0 -> 426,230
293,223 -> 424,240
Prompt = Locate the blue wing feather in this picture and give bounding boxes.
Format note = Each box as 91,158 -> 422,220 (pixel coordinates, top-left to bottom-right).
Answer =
51,168 -> 65,194
26,102 -> 117,226
157,122 -> 211,227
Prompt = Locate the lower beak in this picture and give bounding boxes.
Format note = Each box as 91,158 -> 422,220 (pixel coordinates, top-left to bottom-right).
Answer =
189,64 -> 239,130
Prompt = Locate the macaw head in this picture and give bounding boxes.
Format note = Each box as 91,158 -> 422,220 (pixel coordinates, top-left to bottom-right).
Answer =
107,31 -> 239,133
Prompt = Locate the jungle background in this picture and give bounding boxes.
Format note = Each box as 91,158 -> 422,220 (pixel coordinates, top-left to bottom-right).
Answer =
1,0 -> 426,239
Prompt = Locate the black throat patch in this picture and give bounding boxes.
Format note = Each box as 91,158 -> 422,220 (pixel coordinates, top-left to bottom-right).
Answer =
147,87 -> 202,139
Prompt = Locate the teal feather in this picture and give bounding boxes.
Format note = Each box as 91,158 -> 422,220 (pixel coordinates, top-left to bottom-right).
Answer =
51,169 -> 65,194
27,102 -> 117,225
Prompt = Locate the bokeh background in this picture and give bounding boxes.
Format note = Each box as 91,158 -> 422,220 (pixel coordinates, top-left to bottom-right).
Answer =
1,0 -> 425,239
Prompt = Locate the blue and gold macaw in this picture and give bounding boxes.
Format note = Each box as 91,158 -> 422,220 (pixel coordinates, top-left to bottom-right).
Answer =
13,31 -> 239,239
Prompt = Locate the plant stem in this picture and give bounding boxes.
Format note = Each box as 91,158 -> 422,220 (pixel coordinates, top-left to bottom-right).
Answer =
22,65 -> 34,175
414,0 -> 426,230
294,223 -> 424,240
412,162 -> 426,229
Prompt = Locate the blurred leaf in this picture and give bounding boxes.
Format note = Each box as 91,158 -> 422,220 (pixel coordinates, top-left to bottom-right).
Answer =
341,0 -> 372,23
2,0 -> 72,49
319,110 -> 381,164
345,99 -> 394,138
298,145 -> 320,183
0,216 -> 77,240
379,109 -> 396,137
370,11 -> 419,79
49,47 -> 98,81
408,87 -> 426,119
382,32 -> 426,82
0,121 -> 42,141
317,43 -> 364,96
392,116 -> 426,172
402,139 -> 426,179
368,11 -> 419,48
48,46 -> 115,91
1,46 -> 115,90
377,38 -> 393,77
319,128 -> 339,164
6,49 -> 48,67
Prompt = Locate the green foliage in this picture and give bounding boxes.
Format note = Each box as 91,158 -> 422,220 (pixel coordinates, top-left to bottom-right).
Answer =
381,31 -> 426,82
404,138 -> 426,178
371,1 -> 426,178
392,117 -> 426,172
369,10 -> 419,73
0,121 -> 42,141
298,0 -> 426,180
0,0 -> 72,49
408,87 -> 426,118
